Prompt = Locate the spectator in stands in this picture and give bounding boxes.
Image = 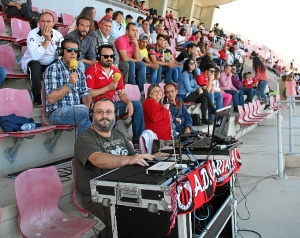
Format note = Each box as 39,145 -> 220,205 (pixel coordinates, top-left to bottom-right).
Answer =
150,24 -> 164,45
199,48 -> 217,73
176,43 -> 196,63
231,66 -> 255,103
111,11 -> 125,40
219,65 -> 244,112
272,60 -> 279,75
176,28 -> 193,48
233,41 -> 246,81
1,0 -> 39,28
188,30 -> 202,46
164,82 -> 193,135
165,10 -> 169,19
169,10 -> 173,20
74,98 -> 153,238
190,21 -> 197,33
115,23 -> 146,93
90,18 -> 129,84
85,44 -> 144,145
44,38 -> 92,135
196,63 -> 223,120
149,17 -> 159,34
0,66 -> 7,86
178,59 -> 216,124
210,42 -> 222,66
285,74 -> 297,109
242,72 -> 257,89
226,46 -> 235,66
143,84 -> 172,140
68,7 -> 97,33
148,34 -> 177,84
124,14 -> 133,27
177,17 -> 183,28
219,44 -> 229,64
138,19 -> 152,44
135,16 -> 144,28
97,7 -> 114,28
138,33 -> 159,84
252,56 -> 270,109
162,41 -> 182,83
66,16 -> 97,71
214,69 -> 232,107
212,23 -> 221,39
21,12 -> 63,106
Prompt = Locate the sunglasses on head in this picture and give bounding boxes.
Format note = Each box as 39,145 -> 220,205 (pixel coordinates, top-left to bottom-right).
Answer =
65,48 -> 79,53
101,54 -> 115,59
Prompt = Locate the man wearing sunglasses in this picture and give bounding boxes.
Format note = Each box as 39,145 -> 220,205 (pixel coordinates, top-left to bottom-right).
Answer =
85,44 -> 144,146
22,12 -> 63,106
43,38 -> 92,135
66,15 -> 97,71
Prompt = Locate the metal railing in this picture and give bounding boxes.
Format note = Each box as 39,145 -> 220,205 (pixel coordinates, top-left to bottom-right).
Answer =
276,95 -> 300,179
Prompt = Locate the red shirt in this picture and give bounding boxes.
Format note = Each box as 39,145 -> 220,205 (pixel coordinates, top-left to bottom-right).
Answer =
142,98 -> 171,140
147,44 -> 163,61
196,72 -> 208,87
219,49 -> 227,61
85,62 -> 124,101
243,78 -> 255,88
115,35 -> 136,61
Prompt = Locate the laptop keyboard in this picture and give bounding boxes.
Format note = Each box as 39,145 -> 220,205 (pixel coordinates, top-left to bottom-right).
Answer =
186,137 -> 212,149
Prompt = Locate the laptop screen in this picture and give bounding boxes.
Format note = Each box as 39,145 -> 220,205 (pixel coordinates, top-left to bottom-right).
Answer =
211,106 -> 231,145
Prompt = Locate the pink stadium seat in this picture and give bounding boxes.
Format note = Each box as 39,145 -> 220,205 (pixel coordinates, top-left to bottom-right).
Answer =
31,6 -> 39,13
15,166 -> 98,238
0,15 -> 15,42
125,84 -> 141,101
245,103 -> 265,120
0,133 -> 9,141
61,13 -> 74,26
71,158 -> 93,215
11,18 -> 31,45
0,45 -> 29,78
253,100 -> 270,117
243,103 -> 262,123
57,26 -> 68,36
237,105 -> 257,126
0,88 -> 55,162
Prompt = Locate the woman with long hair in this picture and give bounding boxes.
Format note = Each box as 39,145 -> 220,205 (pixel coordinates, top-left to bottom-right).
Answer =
142,84 -> 172,140
176,28 -> 194,48
178,59 -> 216,124
68,6 -> 98,33
252,56 -> 270,109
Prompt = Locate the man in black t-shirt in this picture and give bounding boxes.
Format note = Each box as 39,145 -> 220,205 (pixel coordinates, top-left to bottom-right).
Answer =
74,98 -> 154,238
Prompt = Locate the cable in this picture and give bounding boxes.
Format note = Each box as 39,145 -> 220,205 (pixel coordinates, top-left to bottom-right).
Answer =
237,229 -> 262,238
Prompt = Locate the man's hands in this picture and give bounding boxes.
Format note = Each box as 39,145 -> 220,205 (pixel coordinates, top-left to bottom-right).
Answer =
69,72 -> 78,87
107,82 -> 118,91
41,26 -> 52,42
198,87 -> 203,94
130,154 -> 154,166
125,101 -> 134,117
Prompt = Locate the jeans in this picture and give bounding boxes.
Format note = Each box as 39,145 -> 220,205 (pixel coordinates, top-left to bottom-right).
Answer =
0,66 -> 7,86
224,90 -> 244,108
127,61 -> 146,92
178,41 -> 194,48
208,92 -> 223,119
117,101 -> 144,144
157,66 -> 172,83
256,80 -> 268,103
240,87 -> 256,103
49,105 -> 91,135
146,67 -> 159,84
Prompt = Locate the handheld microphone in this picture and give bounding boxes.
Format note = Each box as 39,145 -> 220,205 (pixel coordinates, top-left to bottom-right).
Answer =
113,72 -> 121,83
163,96 -> 169,105
70,59 -> 78,73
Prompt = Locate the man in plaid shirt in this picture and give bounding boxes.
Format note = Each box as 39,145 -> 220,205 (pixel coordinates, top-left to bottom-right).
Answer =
44,38 -> 92,135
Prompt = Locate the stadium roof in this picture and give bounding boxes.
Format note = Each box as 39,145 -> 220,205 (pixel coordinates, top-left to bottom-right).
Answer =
197,0 -> 235,7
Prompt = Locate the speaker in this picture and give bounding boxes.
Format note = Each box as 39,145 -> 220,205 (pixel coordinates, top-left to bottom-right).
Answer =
96,43 -> 115,61
56,38 -> 81,58
89,95 -> 119,122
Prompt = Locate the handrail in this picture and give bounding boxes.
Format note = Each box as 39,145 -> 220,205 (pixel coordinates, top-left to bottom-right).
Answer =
276,95 -> 300,179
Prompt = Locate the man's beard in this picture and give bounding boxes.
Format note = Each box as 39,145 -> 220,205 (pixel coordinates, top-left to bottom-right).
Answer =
93,117 -> 115,132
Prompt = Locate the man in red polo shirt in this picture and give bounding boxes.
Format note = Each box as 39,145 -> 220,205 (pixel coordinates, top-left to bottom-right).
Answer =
196,64 -> 223,120
85,44 -> 144,145
115,22 -> 146,93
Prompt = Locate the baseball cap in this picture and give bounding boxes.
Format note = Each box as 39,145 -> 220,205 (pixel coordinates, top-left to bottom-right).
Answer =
139,33 -> 148,40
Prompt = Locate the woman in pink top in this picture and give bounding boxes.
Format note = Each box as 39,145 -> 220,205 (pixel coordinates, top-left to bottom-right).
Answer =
253,56 -> 270,109
285,74 -> 297,108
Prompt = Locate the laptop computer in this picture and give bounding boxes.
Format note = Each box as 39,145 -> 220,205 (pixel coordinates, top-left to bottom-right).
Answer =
185,106 -> 232,151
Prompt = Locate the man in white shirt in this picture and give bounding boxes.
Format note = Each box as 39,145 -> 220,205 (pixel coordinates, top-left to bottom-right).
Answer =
137,19 -> 152,44
22,12 -> 62,106
233,42 -> 246,81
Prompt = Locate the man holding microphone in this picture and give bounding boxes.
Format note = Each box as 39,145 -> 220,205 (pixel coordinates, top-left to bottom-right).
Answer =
44,38 -> 92,135
85,44 -> 144,146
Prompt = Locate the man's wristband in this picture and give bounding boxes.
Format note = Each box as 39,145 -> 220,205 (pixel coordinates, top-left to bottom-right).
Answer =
66,82 -> 74,89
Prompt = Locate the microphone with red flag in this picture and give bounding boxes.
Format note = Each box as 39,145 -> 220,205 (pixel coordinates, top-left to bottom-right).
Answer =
113,72 -> 121,83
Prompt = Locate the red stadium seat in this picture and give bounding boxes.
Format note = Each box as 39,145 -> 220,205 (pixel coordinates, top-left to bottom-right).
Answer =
61,13 -> 74,27
11,18 -> 31,45
0,15 -> 15,42
15,166 -> 98,238
0,45 -> 29,79
43,9 -> 67,28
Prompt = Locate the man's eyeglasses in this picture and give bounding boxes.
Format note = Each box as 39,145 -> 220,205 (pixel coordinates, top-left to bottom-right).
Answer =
94,110 -> 114,116
208,70 -> 216,73
232,68 -> 237,70
101,54 -> 115,59
65,48 -> 79,54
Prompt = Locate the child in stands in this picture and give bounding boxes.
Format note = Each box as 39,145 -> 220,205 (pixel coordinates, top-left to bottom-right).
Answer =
285,74 -> 297,108
243,72 -> 256,89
